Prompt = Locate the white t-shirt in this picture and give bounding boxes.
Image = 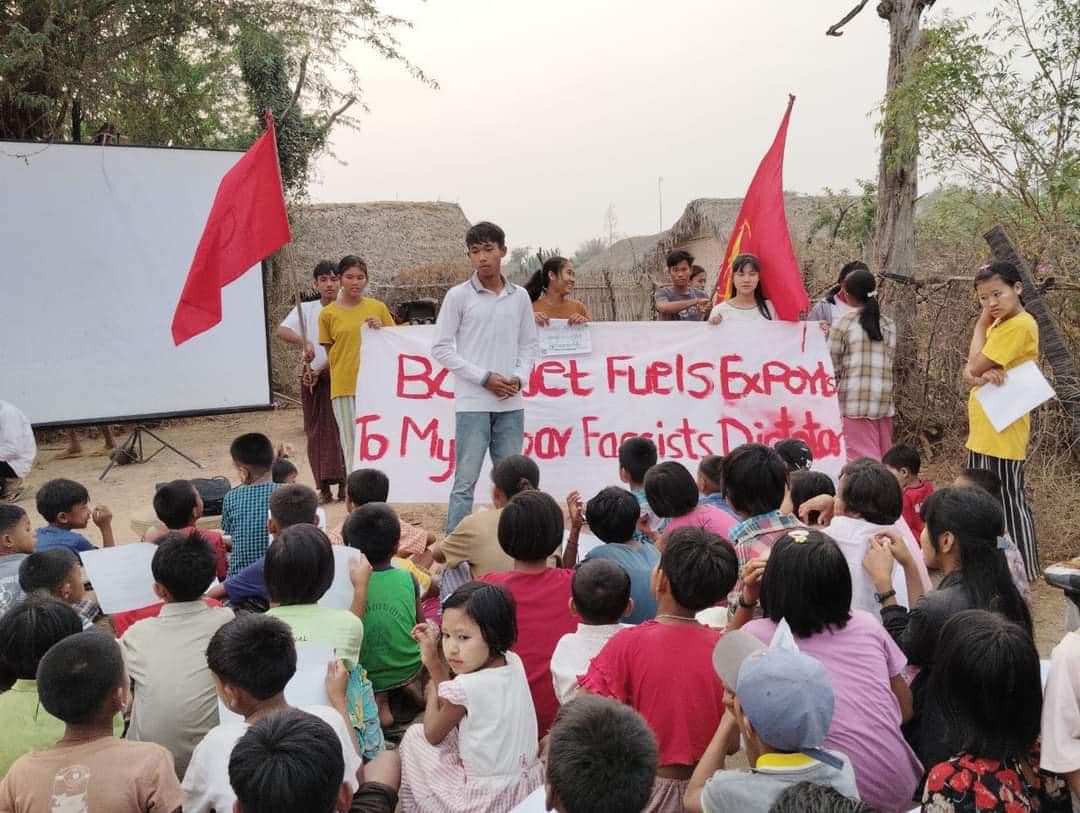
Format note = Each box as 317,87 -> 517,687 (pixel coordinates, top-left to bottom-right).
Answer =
181,704 -> 360,813
550,623 -> 628,705
1040,630 -> 1080,811
0,401 -> 36,478
709,300 -> 777,323
281,301 -> 330,371
822,516 -> 909,621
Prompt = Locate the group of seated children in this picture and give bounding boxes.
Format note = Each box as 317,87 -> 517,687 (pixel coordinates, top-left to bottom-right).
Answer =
1,430 -> 1078,813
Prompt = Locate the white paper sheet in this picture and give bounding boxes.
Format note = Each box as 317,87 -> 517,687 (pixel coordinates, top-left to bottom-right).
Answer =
974,360 -> 1055,432
218,643 -> 335,724
318,546 -> 365,610
81,544 -> 159,614
538,319 -> 592,357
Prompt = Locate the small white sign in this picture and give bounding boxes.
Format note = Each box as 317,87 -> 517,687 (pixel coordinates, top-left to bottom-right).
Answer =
81,544 -> 159,614
538,319 -> 592,357
974,360 -> 1055,432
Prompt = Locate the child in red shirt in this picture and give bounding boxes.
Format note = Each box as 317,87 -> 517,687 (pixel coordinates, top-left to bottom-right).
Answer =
480,490 -> 575,738
579,526 -> 739,811
145,480 -> 229,579
882,445 -> 934,538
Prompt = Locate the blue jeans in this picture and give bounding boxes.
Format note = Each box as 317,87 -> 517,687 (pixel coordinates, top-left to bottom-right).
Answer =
446,410 -> 524,533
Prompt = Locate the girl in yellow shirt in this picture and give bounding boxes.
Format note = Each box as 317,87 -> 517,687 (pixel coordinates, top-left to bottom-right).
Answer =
963,261 -> 1040,578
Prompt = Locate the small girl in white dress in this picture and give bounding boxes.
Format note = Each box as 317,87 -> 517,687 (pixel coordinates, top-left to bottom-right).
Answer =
399,582 -> 542,812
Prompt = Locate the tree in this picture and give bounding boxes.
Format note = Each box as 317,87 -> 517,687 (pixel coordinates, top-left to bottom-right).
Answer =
573,237 -> 607,266
807,180 -> 878,251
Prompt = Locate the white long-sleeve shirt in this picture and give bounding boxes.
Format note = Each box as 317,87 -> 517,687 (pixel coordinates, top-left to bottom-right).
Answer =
0,400 -> 36,478
432,274 -> 539,412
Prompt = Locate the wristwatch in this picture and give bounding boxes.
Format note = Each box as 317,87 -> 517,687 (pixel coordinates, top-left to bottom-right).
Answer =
874,589 -> 897,604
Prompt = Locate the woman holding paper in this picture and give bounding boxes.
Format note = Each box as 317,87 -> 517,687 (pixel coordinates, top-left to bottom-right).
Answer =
963,261 -> 1040,579
526,257 -> 590,325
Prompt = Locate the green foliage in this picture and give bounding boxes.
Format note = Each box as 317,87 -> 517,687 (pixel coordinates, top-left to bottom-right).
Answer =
808,180 -> 878,252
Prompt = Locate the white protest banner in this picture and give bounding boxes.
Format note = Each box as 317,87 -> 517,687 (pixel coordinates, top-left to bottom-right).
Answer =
354,321 -> 845,503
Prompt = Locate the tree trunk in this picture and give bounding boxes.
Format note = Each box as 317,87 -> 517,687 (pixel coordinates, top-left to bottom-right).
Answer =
874,0 -> 926,404
984,225 -> 1080,454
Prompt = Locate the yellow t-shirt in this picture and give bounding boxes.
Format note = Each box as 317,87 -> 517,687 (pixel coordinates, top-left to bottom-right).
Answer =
319,298 -> 395,400
532,298 -> 591,320
966,311 -> 1039,460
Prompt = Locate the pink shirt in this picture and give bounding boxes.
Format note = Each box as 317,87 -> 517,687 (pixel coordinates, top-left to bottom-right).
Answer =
743,611 -> 922,812
663,504 -> 737,541
579,621 -> 725,767
480,568 -> 576,737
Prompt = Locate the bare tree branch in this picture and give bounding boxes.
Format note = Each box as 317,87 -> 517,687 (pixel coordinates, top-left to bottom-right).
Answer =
320,95 -> 356,134
282,52 -> 310,121
826,0 -> 873,36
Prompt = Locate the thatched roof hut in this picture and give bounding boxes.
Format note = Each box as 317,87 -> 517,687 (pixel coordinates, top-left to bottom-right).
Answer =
573,232 -> 668,321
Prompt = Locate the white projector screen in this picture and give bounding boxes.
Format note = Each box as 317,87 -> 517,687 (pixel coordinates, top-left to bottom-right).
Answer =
1,142 -> 272,426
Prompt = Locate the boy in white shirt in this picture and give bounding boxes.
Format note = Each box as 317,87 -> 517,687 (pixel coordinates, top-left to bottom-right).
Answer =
550,559 -> 631,705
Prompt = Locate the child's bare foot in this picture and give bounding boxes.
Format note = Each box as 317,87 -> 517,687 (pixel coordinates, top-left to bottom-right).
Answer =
55,446 -> 83,460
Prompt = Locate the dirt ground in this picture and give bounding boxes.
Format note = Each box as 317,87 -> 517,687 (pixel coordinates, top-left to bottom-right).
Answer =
16,406 -> 1070,657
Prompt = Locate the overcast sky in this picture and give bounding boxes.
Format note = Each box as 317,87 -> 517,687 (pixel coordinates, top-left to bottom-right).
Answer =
310,0 -> 986,254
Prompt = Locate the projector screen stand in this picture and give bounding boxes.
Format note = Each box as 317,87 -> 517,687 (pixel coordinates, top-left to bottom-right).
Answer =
99,425 -> 202,481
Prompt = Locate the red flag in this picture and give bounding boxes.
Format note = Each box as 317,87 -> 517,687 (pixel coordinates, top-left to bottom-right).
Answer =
713,96 -> 808,321
171,115 -> 291,344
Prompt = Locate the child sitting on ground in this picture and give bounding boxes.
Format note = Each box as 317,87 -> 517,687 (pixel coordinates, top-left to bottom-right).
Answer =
0,596 -> 84,773
19,549 -> 93,629
399,582 -> 542,811
569,486 -> 659,624
33,478 -> 114,554
221,433 -> 280,576
785,471 -> 835,525
121,531 -> 234,777
480,490 -> 577,737
579,527 -> 739,811
550,559 -> 631,705
882,444 -> 934,537
619,436 -> 660,544
774,438 -> 814,473
0,632 -> 184,812
183,614 -> 401,813
344,503 -> 424,728
686,629 -> 859,813
271,457 -> 298,484
264,523 -> 385,759
545,695 -> 659,813
954,467 -> 1031,604
0,504 -> 35,616
644,461 -> 737,541
146,480 -> 228,579
697,455 -> 736,517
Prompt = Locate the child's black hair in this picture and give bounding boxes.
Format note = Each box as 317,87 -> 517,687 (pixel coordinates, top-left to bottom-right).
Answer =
491,454 -> 540,500
0,503 -> 26,534
35,478 -> 89,523
666,249 -> 694,269
584,487 -> 640,545
152,480 -> 199,529
930,609 -> 1041,761
690,264 -> 707,283
789,471 -> 836,525
268,484 -> 319,529
342,502 -> 400,564
768,781 -> 876,813
760,530 -> 853,638
497,490 -> 564,562
571,559 -> 631,625
338,254 -> 368,275
824,260 -> 870,306
922,487 -> 1033,635
37,632 -> 125,725
206,614 -> 297,700
974,260 -> 1023,290
346,468 -> 390,505
230,433 -> 275,471
525,256 -> 569,302
839,460 -> 903,525
271,458 -> 298,484
843,268 -> 883,341
643,462 -> 698,520
958,467 -> 1002,501
19,548 -> 79,594
465,221 -> 506,248
547,695 -> 659,813
0,595 -> 82,686
659,528 -> 738,612
722,443 -> 788,517
882,444 -> 922,476
697,455 -> 724,493
312,259 -> 337,281
773,438 -> 813,472
264,525 -> 335,605
230,709 -> 345,813
442,582 -> 517,657
730,254 -> 772,319
617,437 -> 657,486
151,530 -> 217,601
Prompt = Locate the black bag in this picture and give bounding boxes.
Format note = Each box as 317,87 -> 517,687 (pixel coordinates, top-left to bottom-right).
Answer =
155,477 -> 232,517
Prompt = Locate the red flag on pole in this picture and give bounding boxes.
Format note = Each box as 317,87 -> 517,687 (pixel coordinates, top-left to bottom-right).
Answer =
713,96 -> 808,321
171,114 -> 292,345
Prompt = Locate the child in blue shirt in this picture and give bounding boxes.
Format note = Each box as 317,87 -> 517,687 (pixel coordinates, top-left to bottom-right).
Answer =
33,478 -> 114,554
617,437 -> 658,544
221,433 -> 280,576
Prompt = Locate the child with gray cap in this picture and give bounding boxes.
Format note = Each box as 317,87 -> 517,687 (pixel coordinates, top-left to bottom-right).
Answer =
684,627 -> 859,813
